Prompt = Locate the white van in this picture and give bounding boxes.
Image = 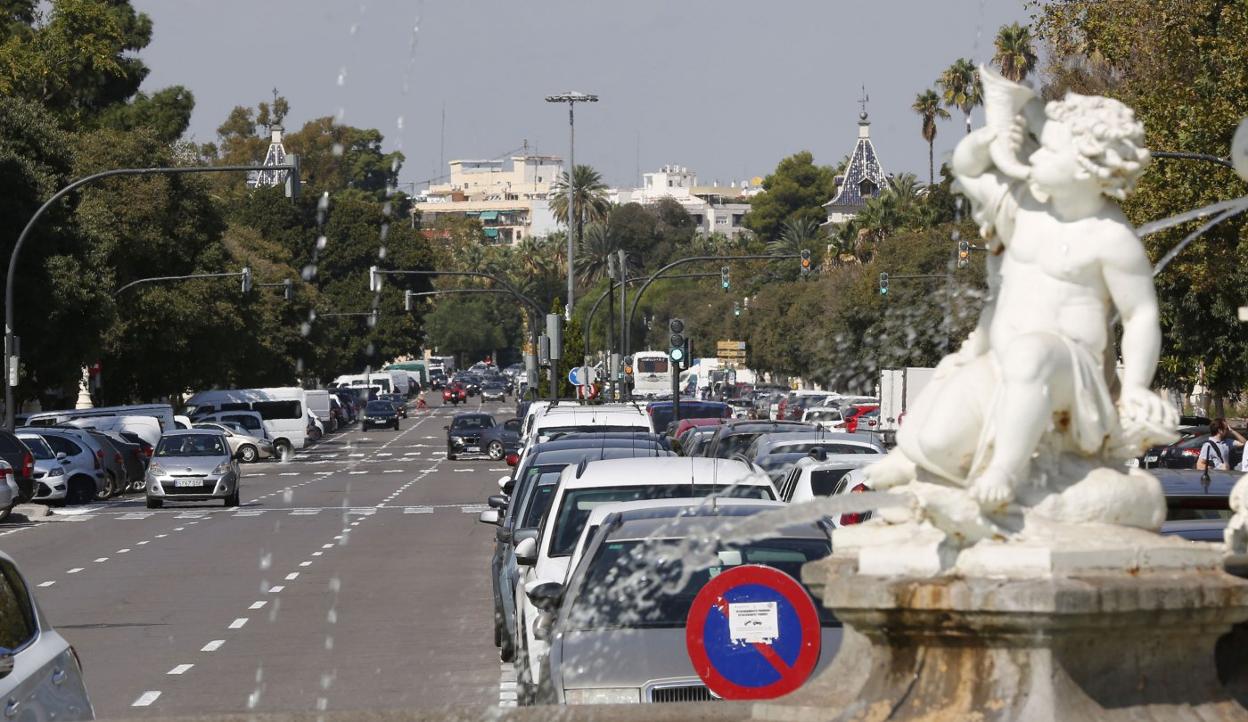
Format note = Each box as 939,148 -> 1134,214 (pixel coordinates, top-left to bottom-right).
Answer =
629,351 -> 671,399
305,390 -> 335,432
185,388 -> 308,456
25,403 -> 177,433
334,373 -> 393,395
65,415 -> 163,447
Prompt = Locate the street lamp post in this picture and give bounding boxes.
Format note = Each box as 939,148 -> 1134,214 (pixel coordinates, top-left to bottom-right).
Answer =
4,161 -> 300,430
545,91 -> 597,321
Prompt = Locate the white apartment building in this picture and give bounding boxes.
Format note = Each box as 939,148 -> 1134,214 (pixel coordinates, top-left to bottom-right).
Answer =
414,154 -> 565,244
612,164 -> 757,239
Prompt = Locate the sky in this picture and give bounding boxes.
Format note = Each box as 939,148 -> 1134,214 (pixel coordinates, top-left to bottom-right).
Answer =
130,0 -> 1033,190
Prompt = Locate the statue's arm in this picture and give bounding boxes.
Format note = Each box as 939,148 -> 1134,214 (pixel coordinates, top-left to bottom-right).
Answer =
953,128 -> 1018,247
1102,229 -> 1160,391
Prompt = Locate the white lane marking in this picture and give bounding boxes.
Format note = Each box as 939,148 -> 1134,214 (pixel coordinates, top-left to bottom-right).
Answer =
137,540 -> 150,545
167,664 -> 194,675
383,469 -> 403,473
404,506 -> 434,514
67,567 -> 83,574
37,581 -> 54,588
460,505 -> 489,513
155,534 -> 167,538
322,543 -> 333,549
285,572 -> 299,581
201,640 -> 225,652
119,512 -> 154,520
299,561 -> 312,567
117,548 -> 131,553
268,585 -> 284,593
249,601 -> 267,610
312,551 -> 323,556
348,471 -> 367,475
376,452 -> 393,457
132,691 -> 161,707
349,453 -> 365,458
454,469 -> 473,473
280,472 -> 299,477
94,557 -> 108,563
228,618 -> 248,629
489,468 -> 509,472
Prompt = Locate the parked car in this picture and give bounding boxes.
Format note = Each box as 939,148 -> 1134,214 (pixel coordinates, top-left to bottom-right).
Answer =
384,394 -> 409,418
1148,432 -> 1245,470
700,419 -> 817,460
0,461 -> 17,522
645,400 -> 732,437
16,434 -> 69,506
145,430 -> 241,508
446,413 -> 496,460
478,417 -> 522,460
361,400 -> 401,431
0,430 -> 34,504
509,456 -> 777,702
429,371 -> 448,390
540,501 -> 840,705
192,423 -> 275,463
0,551 -> 94,719
1151,468 -> 1237,540
16,429 -> 105,504
93,429 -> 146,493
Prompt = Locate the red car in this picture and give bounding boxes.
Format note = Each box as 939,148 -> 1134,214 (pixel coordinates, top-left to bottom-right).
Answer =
442,383 -> 467,405
840,404 -> 880,433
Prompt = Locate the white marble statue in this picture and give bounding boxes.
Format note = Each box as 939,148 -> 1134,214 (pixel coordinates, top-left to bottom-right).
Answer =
860,67 -> 1180,551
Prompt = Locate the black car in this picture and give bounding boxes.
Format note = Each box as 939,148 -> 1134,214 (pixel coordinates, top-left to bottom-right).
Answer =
0,430 -> 35,502
362,400 -> 400,431
430,371 -> 448,390
1148,432 -> 1245,470
700,419 -> 818,459
383,394 -> 409,418
478,417 -> 522,460
446,413 -> 496,460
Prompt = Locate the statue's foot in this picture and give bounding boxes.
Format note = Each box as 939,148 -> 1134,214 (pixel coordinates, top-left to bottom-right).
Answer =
970,468 -> 1015,510
864,449 -> 916,490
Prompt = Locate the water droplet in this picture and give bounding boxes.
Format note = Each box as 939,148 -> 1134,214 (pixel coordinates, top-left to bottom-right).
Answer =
332,143 -> 345,157
316,235 -> 328,250
324,636 -> 334,651
255,665 -> 264,683
283,489 -> 293,503
300,322 -> 312,337
378,246 -> 388,260
329,577 -> 341,592
337,68 -> 348,86
259,553 -> 271,570
396,116 -> 404,130
327,608 -> 338,624
365,342 -> 375,355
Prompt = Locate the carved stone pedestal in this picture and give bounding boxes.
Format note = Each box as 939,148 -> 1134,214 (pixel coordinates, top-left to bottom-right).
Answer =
757,557 -> 1248,722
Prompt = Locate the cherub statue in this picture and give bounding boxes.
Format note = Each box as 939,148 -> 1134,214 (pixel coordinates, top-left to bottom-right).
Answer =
865,67 -> 1178,536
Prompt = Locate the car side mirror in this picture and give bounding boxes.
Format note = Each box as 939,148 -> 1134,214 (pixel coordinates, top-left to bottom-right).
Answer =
478,509 -> 501,526
443,425 -> 450,430
0,647 -> 11,680
514,537 -> 538,566
497,475 -> 512,492
56,452 -> 67,461
487,494 -> 508,510
526,581 -> 565,613
495,527 -> 512,544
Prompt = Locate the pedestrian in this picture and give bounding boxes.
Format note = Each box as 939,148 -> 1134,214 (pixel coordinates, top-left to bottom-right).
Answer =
1197,418 -> 1246,471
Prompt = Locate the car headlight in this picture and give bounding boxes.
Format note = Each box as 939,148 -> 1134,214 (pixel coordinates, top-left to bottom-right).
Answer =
211,461 -> 231,475
47,466 -> 64,477
148,463 -> 166,477
451,436 -> 464,444
564,688 -> 641,705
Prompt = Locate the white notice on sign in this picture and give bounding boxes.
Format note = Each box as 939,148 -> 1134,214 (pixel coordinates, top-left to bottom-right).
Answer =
728,601 -> 779,644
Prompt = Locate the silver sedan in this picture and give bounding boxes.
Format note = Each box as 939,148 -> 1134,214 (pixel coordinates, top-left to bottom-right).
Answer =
145,430 -> 241,508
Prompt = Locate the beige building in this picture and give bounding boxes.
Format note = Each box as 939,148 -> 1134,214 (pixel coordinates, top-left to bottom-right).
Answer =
612,165 -> 757,239
415,155 -> 565,244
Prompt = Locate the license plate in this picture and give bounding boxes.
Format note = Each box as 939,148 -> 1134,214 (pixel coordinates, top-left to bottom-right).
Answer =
1144,455 -> 1159,463
466,446 -> 480,452
174,479 -> 203,487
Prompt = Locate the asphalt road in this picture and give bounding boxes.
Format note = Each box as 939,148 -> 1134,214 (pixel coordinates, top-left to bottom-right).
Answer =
0,393 -> 512,719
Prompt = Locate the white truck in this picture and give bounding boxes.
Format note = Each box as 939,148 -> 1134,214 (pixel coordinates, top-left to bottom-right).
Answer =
878,367 -> 936,444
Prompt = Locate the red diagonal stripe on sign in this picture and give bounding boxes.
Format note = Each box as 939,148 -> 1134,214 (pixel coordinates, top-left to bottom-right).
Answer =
752,642 -> 792,675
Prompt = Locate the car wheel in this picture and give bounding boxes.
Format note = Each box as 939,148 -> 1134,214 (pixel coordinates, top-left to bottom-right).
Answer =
447,446 -> 457,461
0,504 -> 11,523
146,497 -> 163,509
67,476 -> 95,505
275,440 -> 293,461
96,472 -> 116,500
515,629 -> 536,705
239,445 -> 259,463
225,489 -> 240,507
393,422 -> 400,431
487,441 -> 505,460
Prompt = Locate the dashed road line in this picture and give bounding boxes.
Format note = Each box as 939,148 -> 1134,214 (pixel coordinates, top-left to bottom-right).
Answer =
201,640 -> 225,652
132,691 -> 161,707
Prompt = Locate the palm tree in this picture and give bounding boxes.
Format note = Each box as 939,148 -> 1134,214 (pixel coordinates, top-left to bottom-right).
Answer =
549,164 -> 611,241
574,222 -> 620,286
993,23 -> 1038,83
889,173 -> 924,218
938,58 -> 982,135
912,89 -> 951,186
768,217 -> 824,257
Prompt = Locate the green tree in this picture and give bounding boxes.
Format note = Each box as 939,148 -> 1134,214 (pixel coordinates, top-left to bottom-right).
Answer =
549,164 -> 610,241
96,85 -> 194,143
743,151 -> 838,243
575,222 -> 620,286
993,22 -> 1038,83
938,58 -> 982,135
912,89 -> 951,185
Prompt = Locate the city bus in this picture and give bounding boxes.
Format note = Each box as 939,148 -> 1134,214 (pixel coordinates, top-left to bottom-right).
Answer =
630,351 -> 672,399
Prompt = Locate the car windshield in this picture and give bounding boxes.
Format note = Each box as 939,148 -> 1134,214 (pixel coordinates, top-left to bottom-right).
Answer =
537,425 -> 649,440
365,401 -> 392,413
568,537 -> 834,630
453,416 -> 493,430
155,434 -> 226,457
550,485 -> 774,557
17,435 -> 54,460
636,357 -> 668,374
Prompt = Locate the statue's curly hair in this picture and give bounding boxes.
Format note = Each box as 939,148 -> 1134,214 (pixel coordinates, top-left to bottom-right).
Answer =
1045,93 -> 1150,200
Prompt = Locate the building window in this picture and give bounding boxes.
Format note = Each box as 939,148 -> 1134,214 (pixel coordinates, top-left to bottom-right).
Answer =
860,179 -> 877,197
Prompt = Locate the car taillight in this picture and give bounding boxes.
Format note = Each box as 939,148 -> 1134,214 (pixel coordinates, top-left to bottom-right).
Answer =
839,483 -> 870,526
1181,448 -> 1200,457
144,446 -> 153,459
21,452 -> 32,479
114,452 -> 123,466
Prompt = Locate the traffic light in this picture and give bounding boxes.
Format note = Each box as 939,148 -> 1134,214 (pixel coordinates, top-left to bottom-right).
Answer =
879,272 -> 889,296
368,265 -> 382,292
720,265 -> 730,291
800,249 -> 812,276
283,278 -> 293,301
668,318 -> 685,363
240,267 -> 252,293
733,302 -> 741,317
957,240 -> 971,269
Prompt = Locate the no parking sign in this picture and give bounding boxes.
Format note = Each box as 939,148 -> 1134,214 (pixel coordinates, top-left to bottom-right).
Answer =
685,564 -> 821,700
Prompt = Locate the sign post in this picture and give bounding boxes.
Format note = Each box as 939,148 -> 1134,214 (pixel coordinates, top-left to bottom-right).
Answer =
685,565 -> 822,700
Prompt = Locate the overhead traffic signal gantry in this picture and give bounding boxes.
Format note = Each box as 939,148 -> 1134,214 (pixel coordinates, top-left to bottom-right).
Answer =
669,318 -> 686,363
